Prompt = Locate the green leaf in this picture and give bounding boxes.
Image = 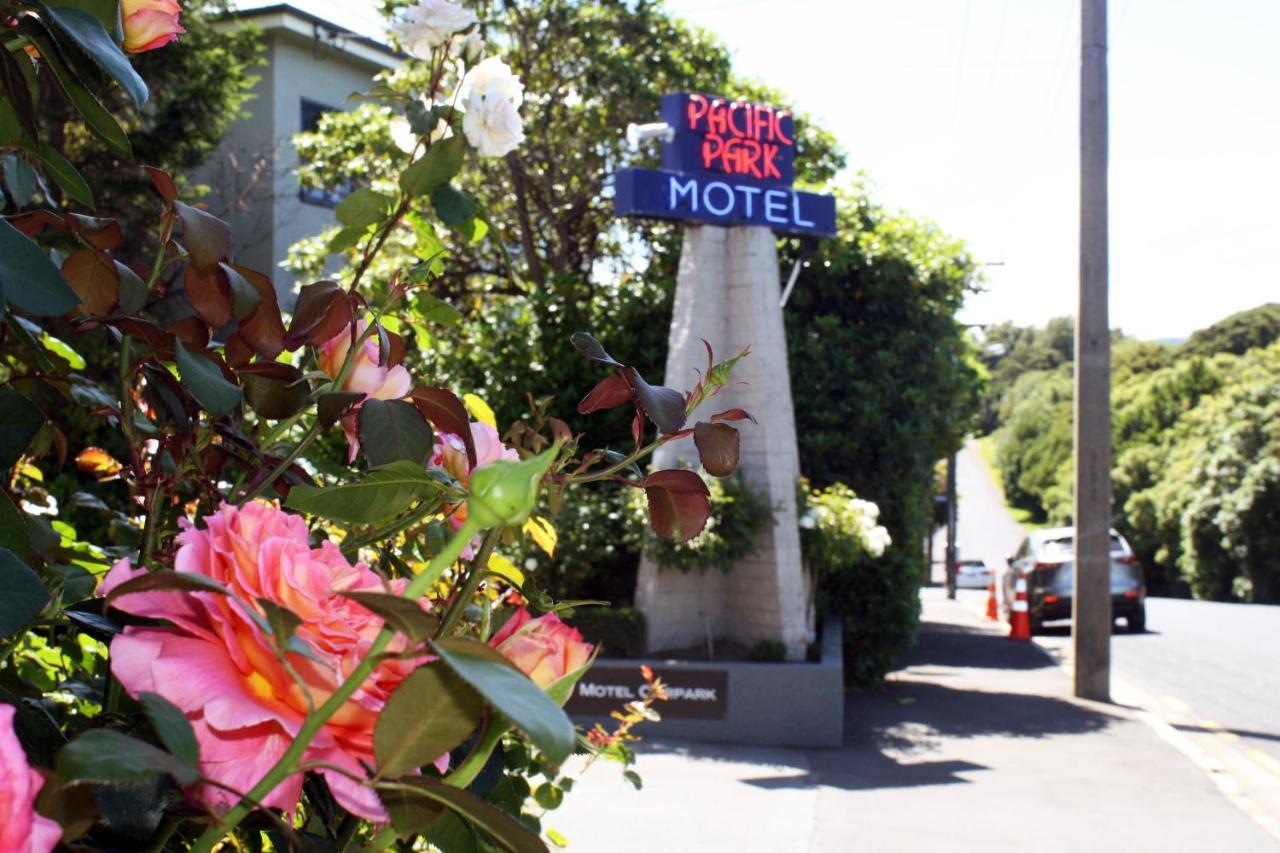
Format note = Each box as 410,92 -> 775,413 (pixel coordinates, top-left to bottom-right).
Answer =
0,219 -> 81,316
335,187 -> 393,230
375,664 -> 484,777
380,777 -> 548,853
41,5 -> 148,108
0,548 -> 49,636
103,570 -> 228,611
431,638 -> 575,766
285,460 -> 443,524
417,294 -> 463,327
0,51 -> 37,145
339,590 -> 439,642
400,135 -> 466,197
37,143 -> 93,208
57,729 -> 199,786
430,183 -> 479,227
138,692 -> 200,766
174,340 -> 241,417
0,493 -> 32,564
221,263 -> 260,321
327,225 -> 366,255
115,261 -> 147,313
0,389 -> 46,469
1,156 -> 39,206
45,0 -> 123,41
359,399 -> 433,468
20,22 -> 131,156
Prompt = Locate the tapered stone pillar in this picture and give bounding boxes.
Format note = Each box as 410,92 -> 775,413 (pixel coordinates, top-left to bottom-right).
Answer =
635,225 -> 812,659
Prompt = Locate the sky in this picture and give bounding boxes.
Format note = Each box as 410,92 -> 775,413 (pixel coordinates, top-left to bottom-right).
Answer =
241,0 -> 1280,340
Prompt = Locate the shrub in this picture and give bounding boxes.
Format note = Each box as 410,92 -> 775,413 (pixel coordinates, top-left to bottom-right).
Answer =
570,606 -> 648,659
798,481 -> 907,686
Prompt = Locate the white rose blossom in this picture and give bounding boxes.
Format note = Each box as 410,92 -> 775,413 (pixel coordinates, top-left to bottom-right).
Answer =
459,56 -> 525,157
391,0 -> 477,58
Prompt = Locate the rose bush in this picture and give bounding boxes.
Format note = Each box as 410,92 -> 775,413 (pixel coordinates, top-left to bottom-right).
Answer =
0,1 -> 750,848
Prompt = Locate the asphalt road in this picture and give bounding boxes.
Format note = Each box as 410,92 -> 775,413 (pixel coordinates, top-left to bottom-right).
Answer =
943,438 -> 1280,814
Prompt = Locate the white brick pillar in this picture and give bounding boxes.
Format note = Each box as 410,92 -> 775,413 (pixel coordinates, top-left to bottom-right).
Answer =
634,225 -> 812,659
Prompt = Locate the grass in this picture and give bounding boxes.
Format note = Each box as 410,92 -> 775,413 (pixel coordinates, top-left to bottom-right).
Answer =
973,434 -> 1051,532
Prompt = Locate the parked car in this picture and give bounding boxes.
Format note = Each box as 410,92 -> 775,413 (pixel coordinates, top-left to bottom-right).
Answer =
955,558 -> 992,589
1003,527 -> 1146,633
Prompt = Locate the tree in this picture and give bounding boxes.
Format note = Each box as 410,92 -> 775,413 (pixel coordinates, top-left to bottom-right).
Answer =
1179,303 -> 1280,358
783,187 -> 984,680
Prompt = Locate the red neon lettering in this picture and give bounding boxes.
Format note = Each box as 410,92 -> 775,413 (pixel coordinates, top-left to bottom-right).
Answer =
707,99 -> 729,135
762,144 -> 781,180
728,101 -> 747,137
774,109 -> 793,146
740,138 -> 763,178
701,134 -> 725,171
687,93 -> 709,131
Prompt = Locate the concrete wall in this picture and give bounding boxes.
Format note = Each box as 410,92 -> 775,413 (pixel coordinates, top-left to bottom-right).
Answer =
636,225 -> 812,659
570,617 -> 844,749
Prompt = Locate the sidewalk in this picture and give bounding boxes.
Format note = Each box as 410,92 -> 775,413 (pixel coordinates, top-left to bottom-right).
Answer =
550,589 -> 1278,852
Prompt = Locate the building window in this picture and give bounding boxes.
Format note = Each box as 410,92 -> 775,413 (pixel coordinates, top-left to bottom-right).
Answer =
298,99 -> 352,208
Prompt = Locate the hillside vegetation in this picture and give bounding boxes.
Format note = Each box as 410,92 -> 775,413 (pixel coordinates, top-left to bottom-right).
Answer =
981,305 -> 1280,602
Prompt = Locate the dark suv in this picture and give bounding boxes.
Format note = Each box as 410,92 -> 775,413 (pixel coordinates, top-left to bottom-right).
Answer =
1004,527 -> 1146,633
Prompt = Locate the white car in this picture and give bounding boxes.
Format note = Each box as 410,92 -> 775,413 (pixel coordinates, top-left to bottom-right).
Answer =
955,558 -> 992,589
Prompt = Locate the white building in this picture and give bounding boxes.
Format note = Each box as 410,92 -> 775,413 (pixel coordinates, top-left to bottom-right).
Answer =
204,4 -> 402,304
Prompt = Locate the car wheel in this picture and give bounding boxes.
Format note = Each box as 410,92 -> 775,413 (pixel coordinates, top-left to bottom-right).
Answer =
1127,607 -> 1146,633
1028,614 -> 1042,636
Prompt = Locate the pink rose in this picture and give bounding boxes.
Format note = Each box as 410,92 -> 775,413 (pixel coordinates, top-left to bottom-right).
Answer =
430,422 -> 518,554
121,0 -> 184,53
489,609 -> 592,689
318,320 -> 413,462
103,502 -> 438,821
0,705 -> 61,853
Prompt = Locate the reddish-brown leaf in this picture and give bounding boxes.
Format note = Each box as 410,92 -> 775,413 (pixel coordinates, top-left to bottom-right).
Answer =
386,329 -> 407,369
228,264 -> 284,359
61,249 -> 119,316
709,408 -> 758,425
165,317 -> 209,350
175,201 -> 231,273
693,422 -> 740,477
410,387 -> 476,467
100,316 -> 168,350
184,263 -> 231,328
623,367 -> 687,434
144,166 -> 178,202
66,214 -> 123,251
577,373 -> 633,414
284,281 -> 351,350
7,210 -> 66,237
223,333 -> 253,368
642,469 -> 711,543
75,447 -> 123,478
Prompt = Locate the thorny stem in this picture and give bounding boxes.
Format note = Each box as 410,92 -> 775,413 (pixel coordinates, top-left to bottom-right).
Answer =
188,515 -> 482,853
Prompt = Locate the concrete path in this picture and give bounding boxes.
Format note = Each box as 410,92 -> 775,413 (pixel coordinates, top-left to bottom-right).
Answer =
551,590 -> 1279,852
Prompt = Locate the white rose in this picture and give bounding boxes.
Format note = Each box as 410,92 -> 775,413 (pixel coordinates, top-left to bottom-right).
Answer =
461,94 -> 523,156
460,56 -> 523,106
391,0 -> 477,58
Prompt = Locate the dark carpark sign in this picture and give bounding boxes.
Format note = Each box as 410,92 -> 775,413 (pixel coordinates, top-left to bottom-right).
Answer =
566,665 -> 729,720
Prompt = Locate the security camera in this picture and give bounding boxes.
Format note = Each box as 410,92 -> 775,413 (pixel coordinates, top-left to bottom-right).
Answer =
626,122 -> 674,148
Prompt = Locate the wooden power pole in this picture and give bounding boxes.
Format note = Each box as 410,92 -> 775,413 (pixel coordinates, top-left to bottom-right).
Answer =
1074,0 -> 1111,701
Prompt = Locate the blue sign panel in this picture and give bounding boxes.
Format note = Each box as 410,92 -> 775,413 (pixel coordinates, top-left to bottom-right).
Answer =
615,168 -> 836,237
616,92 -> 835,237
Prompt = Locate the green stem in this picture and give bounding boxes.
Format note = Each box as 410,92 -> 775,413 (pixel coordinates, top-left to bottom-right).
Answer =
436,527 -> 503,638
188,516 -> 482,853
139,482 -> 166,567
573,439 -> 662,484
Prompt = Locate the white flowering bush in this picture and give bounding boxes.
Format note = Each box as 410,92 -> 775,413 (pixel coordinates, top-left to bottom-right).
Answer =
798,482 -> 892,562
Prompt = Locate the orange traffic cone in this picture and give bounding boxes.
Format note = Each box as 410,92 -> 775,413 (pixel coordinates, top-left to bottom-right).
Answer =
985,573 -> 999,621
1008,575 -> 1031,640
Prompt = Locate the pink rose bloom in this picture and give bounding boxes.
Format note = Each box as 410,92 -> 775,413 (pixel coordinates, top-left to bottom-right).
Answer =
122,0 -> 185,53
489,609 -> 593,689
103,502 -> 438,821
0,705 -> 61,853
430,422 -> 519,555
317,320 -> 412,462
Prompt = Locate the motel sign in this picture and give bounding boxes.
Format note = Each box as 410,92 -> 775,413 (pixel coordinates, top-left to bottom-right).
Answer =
614,92 -> 836,236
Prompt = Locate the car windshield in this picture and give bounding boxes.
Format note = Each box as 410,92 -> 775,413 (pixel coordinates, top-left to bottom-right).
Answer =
1042,534 -> 1126,557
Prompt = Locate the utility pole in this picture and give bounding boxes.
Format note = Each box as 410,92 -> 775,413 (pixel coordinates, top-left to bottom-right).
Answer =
945,452 -> 957,599
1074,0 -> 1111,701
